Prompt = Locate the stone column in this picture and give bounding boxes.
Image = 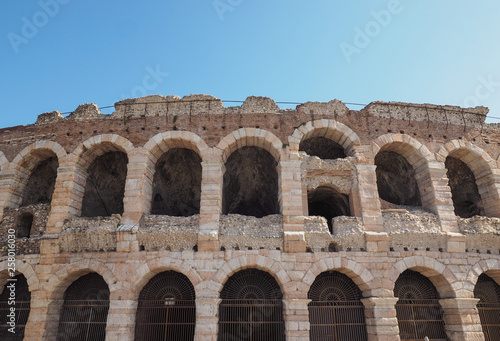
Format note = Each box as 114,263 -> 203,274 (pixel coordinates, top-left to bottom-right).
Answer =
23,291 -> 57,340
361,297 -> 400,341
354,165 -> 384,232
439,298 -> 485,341
477,168 -> 500,217
194,298 -> 221,341
280,157 -> 307,253
415,162 -> 458,232
122,147 -> 151,226
105,299 -> 138,341
283,298 -> 311,340
198,161 -> 224,251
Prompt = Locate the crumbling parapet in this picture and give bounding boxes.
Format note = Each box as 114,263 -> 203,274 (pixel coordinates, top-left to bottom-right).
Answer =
458,215 -> 500,254
68,103 -> 102,119
364,101 -> 488,128
35,110 -> 64,125
137,214 -> 199,251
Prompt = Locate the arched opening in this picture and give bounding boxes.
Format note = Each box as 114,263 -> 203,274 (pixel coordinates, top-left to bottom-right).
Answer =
308,186 -> 350,233
446,156 -> 484,218
222,147 -> 279,218
375,151 -> 421,206
299,137 -> 346,159
308,271 -> 367,341
0,274 -> 31,340
218,269 -> 285,341
22,156 -> 58,206
81,151 -> 128,217
151,148 -> 202,216
135,271 -> 196,341
394,270 -> 447,341
56,273 -> 110,341
474,274 -> 500,340
17,212 -> 33,238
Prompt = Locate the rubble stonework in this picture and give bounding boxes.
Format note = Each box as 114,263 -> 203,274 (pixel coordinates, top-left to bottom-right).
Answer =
0,94 -> 499,340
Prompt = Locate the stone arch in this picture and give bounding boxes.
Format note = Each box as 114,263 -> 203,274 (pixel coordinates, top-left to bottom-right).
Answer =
143,132 -> 208,217
303,257 -> 374,297
216,128 -> 283,163
387,256 -> 457,298
143,131 -> 210,163
47,259 -> 116,301
371,134 -> 437,210
72,134 -> 134,170
438,140 -> 499,217
0,260 -> 39,292
290,119 -> 361,157
211,255 -> 291,297
467,259 -> 500,291
70,135 -> 133,217
307,185 -> 351,232
129,258 -> 203,302
7,141 -> 66,208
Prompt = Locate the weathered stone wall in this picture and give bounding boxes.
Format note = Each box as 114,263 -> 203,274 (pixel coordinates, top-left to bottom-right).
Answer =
0,94 -> 499,341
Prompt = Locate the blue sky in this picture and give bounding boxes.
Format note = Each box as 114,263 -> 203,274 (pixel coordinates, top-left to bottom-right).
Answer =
1,1 -> 500,128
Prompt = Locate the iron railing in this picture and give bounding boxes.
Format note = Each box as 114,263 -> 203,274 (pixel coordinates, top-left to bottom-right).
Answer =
0,300 -> 30,341
218,299 -> 285,341
477,302 -> 500,341
309,301 -> 367,341
395,299 -> 447,341
56,299 -> 110,341
135,299 -> 196,341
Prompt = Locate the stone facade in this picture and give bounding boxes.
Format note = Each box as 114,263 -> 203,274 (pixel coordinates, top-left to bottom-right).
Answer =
0,94 -> 499,340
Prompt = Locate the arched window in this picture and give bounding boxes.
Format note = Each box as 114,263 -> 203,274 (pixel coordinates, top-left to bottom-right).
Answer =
0,275 -> 31,340
394,270 -> 447,341
135,271 -> 196,341
308,186 -> 350,233
375,151 -> 421,206
218,269 -> 285,341
299,137 -> 346,159
446,157 -> 484,217
81,151 -> 128,217
222,147 -> 279,218
308,271 -> 367,341
17,212 -> 33,238
56,273 -> 110,341
151,148 -> 202,216
22,156 -> 58,206
474,274 -> 500,340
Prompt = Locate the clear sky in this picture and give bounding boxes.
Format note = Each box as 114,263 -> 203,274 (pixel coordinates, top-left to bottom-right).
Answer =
1,1 -> 500,128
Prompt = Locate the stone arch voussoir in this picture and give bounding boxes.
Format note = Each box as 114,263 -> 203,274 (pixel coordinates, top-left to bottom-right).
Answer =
290,119 -> 361,157
217,128 -> 283,163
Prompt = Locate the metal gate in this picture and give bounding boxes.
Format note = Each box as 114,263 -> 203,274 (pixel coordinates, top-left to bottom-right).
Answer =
218,269 -> 285,341
135,271 -> 196,341
56,273 -> 110,341
308,271 -> 367,341
474,274 -> 500,341
394,270 -> 447,341
0,275 -> 31,341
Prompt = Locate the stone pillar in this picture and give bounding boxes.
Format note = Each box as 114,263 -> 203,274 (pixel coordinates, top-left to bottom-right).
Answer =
439,298 -> 485,341
198,161 -> 224,251
415,162 -> 458,232
0,172 -> 16,222
23,291 -> 56,341
122,147 -> 151,226
105,299 -> 138,341
354,165 -> 384,232
45,157 -> 84,234
477,168 -> 500,217
361,297 -> 400,341
194,298 -> 221,341
283,298 -> 311,340
280,157 -> 307,253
